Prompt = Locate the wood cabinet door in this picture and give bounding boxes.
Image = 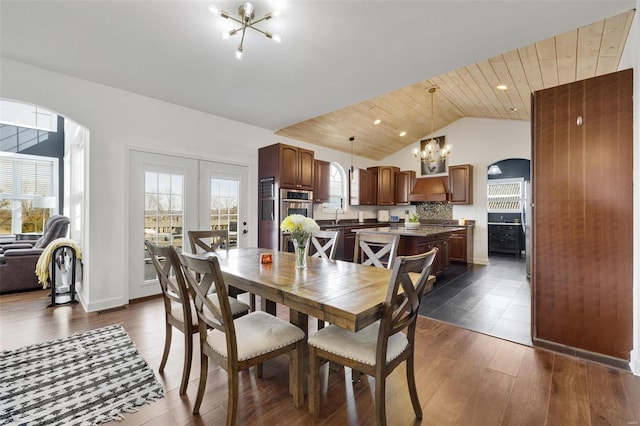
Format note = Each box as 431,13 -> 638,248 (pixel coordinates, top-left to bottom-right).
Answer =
297,148 -> 315,190
449,232 -> 466,262
377,167 -> 398,205
395,171 -> 415,205
533,69 -> 633,360
279,145 -> 299,188
313,160 -> 330,203
449,164 -> 472,204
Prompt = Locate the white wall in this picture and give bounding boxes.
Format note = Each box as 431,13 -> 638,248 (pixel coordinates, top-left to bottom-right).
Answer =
0,58 -> 375,311
382,117 -> 531,264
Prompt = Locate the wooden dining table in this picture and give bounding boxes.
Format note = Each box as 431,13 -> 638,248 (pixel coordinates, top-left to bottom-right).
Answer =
215,247 -> 393,333
213,247 -> 395,408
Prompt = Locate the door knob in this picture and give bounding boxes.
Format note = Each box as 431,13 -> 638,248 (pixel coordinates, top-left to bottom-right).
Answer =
242,230 -> 248,234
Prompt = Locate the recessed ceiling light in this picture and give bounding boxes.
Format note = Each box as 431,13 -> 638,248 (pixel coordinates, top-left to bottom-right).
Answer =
496,84 -> 509,90
509,107 -> 518,112
374,119 -> 381,125
399,131 -> 407,137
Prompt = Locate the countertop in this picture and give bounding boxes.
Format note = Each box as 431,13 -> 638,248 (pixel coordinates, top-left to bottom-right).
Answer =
487,222 -> 522,226
352,225 -> 464,237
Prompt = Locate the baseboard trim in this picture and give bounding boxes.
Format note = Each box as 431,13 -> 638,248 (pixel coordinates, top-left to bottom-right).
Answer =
533,338 -> 632,372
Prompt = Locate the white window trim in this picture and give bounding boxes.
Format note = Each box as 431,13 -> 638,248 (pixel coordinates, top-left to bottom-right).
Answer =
321,162 -> 349,213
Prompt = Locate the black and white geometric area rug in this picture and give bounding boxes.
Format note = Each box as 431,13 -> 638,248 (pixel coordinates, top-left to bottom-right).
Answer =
0,324 -> 164,425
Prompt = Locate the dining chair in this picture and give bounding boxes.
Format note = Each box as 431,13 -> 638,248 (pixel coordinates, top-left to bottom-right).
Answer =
309,229 -> 340,330
188,229 -> 256,311
353,232 -> 400,269
308,248 -> 438,426
145,241 -> 250,395
179,252 -> 306,424
310,230 -> 340,261
145,240 -> 198,395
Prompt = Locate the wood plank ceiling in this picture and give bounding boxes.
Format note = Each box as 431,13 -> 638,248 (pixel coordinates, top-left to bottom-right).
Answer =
275,10 -> 635,161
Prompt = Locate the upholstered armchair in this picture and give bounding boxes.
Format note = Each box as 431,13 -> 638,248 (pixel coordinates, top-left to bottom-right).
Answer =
0,215 -> 70,294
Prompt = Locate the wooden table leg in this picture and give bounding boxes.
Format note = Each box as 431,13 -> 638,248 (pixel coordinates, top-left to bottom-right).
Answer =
289,309 -> 308,404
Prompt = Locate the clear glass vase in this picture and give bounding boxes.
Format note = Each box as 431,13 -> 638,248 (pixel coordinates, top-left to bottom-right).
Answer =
293,238 -> 309,269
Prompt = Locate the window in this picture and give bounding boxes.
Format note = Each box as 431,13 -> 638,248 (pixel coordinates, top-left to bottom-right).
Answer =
209,178 -> 239,248
143,171 -> 184,250
0,152 -> 58,235
322,162 -> 347,212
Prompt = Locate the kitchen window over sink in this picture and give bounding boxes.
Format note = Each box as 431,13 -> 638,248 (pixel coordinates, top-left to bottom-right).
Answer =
322,162 -> 347,212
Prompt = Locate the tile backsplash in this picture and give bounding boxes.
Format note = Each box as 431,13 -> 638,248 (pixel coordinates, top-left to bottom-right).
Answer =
416,201 -> 452,220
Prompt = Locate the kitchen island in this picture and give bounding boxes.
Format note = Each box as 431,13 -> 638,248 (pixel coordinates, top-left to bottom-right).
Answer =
353,225 -> 463,280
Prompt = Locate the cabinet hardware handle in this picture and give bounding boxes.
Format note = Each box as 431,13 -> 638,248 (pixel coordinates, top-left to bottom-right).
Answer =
576,116 -> 583,126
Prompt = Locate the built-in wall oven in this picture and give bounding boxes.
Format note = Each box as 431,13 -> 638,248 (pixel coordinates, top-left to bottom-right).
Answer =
280,189 -> 313,252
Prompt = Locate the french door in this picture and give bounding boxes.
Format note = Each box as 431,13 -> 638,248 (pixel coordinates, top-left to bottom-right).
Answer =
128,150 -> 249,300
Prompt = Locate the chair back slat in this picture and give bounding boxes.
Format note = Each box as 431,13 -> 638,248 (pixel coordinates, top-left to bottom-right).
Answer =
179,253 -> 236,342
354,232 -> 400,269
310,230 -> 340,260
188,230 -> 230,254
145,240 -> 192,321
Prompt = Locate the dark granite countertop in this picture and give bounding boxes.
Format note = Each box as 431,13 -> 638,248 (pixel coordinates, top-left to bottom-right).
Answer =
352,225 -> 463,237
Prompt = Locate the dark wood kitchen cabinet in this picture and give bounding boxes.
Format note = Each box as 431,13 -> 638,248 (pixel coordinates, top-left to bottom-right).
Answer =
278,144 -> 314,190
395,170 -> 415,205
533,69 -> 633,360
313,160 -> 330,203
448,164 -> 473,204
488,224 -> 521,256
349,168 -> 377,206
449,229 -> 466,263
367,166 -> 399,206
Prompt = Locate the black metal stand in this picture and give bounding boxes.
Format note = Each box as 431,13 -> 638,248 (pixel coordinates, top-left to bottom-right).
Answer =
48,245 -> 78,307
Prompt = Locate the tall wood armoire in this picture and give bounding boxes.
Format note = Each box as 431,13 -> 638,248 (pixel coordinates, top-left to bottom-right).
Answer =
532,68 -> 633,361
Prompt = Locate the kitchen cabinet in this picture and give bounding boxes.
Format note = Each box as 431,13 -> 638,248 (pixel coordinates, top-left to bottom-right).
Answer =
323,223 -> 380,262
395,170 -> 416,205
448,164 -> 473,204
533,69 -> 633,360
401,233 -> 450,277
449,227 -> 473,264
349,168 -> 377,206
313,160 -> 330,203
488,224 -> 521,256
367,166 -> 399,206
279,144 -> 314,190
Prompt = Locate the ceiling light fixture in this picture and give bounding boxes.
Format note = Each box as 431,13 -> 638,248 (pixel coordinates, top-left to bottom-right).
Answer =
349,136 -> 356,179
399,131 -> 407,137
487,164 -> 503,175
496,84 -> 509,90
412,86 -> 452,163
374,119 -> 381,125
209,2 -> 281,59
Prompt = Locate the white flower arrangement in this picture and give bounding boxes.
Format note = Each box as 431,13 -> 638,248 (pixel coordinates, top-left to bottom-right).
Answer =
280,214 -> 320,244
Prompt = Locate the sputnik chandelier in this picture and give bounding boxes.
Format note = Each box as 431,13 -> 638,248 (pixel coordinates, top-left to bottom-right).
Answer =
412,86 -> 453,163
209,2 -> 282,59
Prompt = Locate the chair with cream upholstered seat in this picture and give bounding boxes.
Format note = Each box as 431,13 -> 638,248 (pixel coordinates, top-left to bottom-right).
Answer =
308,230 -> 340,330
308,248 -> 438,426
353,232 -> 400,269
179,252 -> 305,423
145,240 -> 249,395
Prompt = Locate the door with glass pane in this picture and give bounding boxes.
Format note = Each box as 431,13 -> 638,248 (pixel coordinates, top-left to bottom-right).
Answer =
128,151 -> 197,300
198,161 -> 249,249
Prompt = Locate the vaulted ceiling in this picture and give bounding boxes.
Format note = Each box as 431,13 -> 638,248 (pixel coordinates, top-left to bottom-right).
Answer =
0,1 -> 636,161
276,10 -> 635,160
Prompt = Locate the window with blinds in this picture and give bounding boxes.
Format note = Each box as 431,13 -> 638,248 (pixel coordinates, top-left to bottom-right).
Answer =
0,154 -> 57,235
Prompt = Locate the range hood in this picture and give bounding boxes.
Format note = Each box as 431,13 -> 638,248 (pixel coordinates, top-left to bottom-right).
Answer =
409,176 -> 450,203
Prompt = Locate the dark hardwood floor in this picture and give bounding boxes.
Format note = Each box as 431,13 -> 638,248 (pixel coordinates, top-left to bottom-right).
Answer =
2,289 -> 640,425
